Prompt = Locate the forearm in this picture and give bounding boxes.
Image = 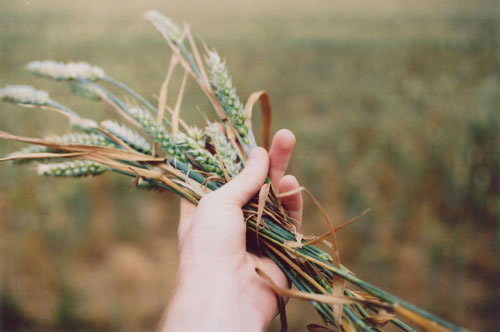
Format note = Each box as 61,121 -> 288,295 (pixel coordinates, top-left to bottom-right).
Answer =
162,272 -> 267,332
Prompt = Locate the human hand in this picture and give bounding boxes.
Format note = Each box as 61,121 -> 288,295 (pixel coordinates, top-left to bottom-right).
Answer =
162,129 -> 303,332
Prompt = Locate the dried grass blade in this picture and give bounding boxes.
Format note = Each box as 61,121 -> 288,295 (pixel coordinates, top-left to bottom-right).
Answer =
86,153 -> 198,203
277,186 -> 304,198
185,24 -> 210,87
157,55 -> 178,124
99,90 -> 142,128
277,185 -> 344,324
0,130 -> 164,162
349,291 -> 380,302
172,71 -> 188,135
95,128 -> 136,152
244,91 -> 272,150
88,155 -> 150,174
305,209 -> 371,246
284,225 -> 304,248
19,103 -> 81,122
0,152 -> 87,162
277,186 -> 342,266
255,267 -> 379,307
246,203 -> 270,219
266,243 -> 330,295
256,183 -> 271,244
265,243 -> 329,295
394,305 -> 453,332
79,147 -> 159,162
161,31 -> 227,121
165,106 -> 190,132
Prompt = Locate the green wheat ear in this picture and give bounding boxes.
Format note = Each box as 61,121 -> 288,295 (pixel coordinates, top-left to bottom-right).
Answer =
127,106 -> 186,162
0,84 -> 93,127
205,123 -> 241,178
205,51 -> 251,146
101,120 -> 152,154
0,85 -> 50,106
26,60 -> 105,81
37,160 -> 109,177
144,10 -> 182,45
175,132 -> 224,177
186,126 -> 206,147
69,118 -> 99,133
144,10 -> 202,79
26,60 -> 158,114
71,82 -> 102,101
48,133 -> 116,147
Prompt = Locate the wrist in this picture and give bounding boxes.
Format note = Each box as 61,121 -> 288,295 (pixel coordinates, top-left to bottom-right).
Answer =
163,271 -> 268,332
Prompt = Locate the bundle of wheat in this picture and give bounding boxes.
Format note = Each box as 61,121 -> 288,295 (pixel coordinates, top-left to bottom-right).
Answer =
0,10 -> 467,332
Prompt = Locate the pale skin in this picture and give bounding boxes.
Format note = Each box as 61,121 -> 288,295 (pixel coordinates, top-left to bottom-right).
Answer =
162,129 -> 303,332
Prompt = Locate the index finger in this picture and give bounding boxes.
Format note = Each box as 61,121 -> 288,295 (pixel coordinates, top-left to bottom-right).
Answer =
268,129 -> 296,189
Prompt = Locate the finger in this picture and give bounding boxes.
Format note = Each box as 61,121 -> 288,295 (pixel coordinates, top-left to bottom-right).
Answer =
269,129 -> 296,189
180,197 -> 197,220
256,256 -> 290,317
279,175 -> 303,230
178,198 -> 197,243
258,257 -> 289,290
213,147 -> 269,207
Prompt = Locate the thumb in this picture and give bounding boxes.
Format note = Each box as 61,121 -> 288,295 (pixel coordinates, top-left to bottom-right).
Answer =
212,147 -> 269,207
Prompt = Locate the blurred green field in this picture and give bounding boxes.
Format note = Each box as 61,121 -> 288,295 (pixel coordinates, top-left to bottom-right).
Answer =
0,0 -> 498,331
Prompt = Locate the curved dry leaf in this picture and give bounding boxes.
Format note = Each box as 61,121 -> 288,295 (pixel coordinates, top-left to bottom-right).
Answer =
305,209 -> 371,246
365,310 -> 395,327
255,267 -> 356,306
244,90 -> 271,150
283,240 -> 303,249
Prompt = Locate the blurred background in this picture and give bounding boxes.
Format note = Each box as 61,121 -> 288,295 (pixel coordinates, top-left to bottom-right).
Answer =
0,0 -> 498,331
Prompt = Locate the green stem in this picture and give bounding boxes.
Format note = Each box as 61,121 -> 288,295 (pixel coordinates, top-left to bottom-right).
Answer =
291,249 -> 466,331
102,75 -> 157,114
111,169 -> 196,203
82,78 -> 173,128
390,318 -> 417,332
243,129 -> 257,155
343,313 -> 358,332
178,43 -> 201,80
166,159 -> 219,191
344,306 -> 377,332
247,222 -> 465,331
47,100 -> 81,118
76,78 -> 128,111
264,248 -> 335,324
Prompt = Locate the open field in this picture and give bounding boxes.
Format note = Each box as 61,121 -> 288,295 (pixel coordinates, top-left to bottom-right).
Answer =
0,0 -> 498,331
